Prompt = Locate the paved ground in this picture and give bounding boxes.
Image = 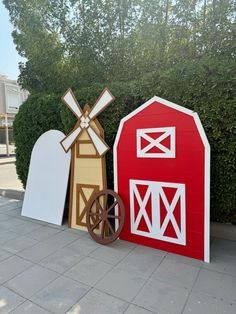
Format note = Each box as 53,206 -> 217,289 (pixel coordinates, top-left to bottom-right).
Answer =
0,196 -> 235,314
0,157 -> 16,165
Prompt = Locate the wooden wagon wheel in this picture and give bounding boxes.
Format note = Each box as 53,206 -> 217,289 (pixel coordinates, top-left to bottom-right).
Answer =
86,189 -> 125,244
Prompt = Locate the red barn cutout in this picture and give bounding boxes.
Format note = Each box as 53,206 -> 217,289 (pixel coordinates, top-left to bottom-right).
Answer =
114,96 -> 210,262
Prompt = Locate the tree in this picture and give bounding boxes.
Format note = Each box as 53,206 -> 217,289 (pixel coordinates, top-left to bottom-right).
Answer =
6,0 -> 236,222
4,0 -> 235,92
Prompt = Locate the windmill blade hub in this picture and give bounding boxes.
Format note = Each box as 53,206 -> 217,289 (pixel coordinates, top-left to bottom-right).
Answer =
80,115 -> 90,128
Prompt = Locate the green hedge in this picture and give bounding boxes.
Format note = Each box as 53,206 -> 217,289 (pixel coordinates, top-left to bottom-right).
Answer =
13,94 -> 64,187
159,58 -> 236,223
14,58 -> 236,223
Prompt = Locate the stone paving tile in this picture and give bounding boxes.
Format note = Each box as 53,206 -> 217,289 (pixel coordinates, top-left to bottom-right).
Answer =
132,245 -> 167,258
31,276 -> 90,314
0,248 -> 12,262
0,217 -> 25,231
25,225 -> 62,241
8,221 -> 42,235
193,268 -> 236,303
43,231 -> 80,249
95,266 -> 147,302
65,256 -> 113,286
203,251 -> 236,276
0,213 -> 12,221
5,264 -> 59,298
165,252 -> 203,267
89,240 -> 136,265
17,230 -> 79,263
2,235 -> 38,253
183,292 -> 236,314
39,246 -> 85,274
152,258 -> 200,289
0,197 -> 21,206
0,202 -> 23,212
125,304 -> 155,314
41,222 -> 68,230
0,256 -> 33,284
64,228 -> 87,237
68,236 -> 101,256
67,288 -> 129,314
17,241 -> 63,263
0,286 -> 25,314
0,196 -> 13,206
3,208 -> 22,217
11,300 -> 51,314
134,278 -> 189,314
116,245 -> 164,278
19,215 -> 45,224
0,230 -> 18,245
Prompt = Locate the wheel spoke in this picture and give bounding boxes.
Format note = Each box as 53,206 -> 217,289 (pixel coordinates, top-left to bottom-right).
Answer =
91,214 -> 101,225
106,219 -> 115,234
107,200 -> 118,213
91,218 -> 102,231
89,212 -> 102,217
96,199 -> 105,212
101,220 -> 105,238
104,194 -> 108,211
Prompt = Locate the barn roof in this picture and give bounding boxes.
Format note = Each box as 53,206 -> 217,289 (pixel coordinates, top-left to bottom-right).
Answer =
114,96 -> 209,151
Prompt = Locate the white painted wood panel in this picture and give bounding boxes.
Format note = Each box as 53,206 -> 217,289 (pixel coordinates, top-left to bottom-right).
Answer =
22,130 -> 71,225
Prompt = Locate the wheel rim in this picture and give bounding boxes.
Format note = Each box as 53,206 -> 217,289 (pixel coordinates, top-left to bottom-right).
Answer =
86,189 -> 125,244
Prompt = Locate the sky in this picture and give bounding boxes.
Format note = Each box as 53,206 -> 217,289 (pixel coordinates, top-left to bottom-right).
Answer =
0,0 -> 25,80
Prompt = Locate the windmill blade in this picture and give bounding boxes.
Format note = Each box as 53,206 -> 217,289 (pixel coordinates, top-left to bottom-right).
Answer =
62,89 -> 83,119
87,126 -> 110,156
89,88 -> 115,120
61,126 -> 82,152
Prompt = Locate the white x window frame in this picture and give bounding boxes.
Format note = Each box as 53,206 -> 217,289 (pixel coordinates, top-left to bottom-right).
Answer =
137,127 -> 176,158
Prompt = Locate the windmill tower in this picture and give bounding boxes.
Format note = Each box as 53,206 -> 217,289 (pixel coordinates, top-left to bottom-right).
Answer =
60,88 -> 115,231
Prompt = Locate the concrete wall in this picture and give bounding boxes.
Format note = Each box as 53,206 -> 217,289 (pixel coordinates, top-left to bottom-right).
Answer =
0,128 -> 13,144
0,75 -> 29,149
0,80 -> 6,113
0,75 -> 29,115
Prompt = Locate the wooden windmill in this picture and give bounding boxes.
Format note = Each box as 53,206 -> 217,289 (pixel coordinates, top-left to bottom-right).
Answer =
60,88 -> 115,231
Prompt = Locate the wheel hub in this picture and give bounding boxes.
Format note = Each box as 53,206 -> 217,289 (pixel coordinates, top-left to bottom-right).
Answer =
101,210 -> 107,220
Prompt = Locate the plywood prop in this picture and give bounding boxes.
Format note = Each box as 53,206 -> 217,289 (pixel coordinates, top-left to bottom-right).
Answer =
86,189 -> 125,244
114,96 -> 210,262
22,130 -> 71,225
60,88 -> 115,231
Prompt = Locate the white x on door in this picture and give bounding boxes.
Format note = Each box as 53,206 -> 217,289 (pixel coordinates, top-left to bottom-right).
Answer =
130,179 -> 186,245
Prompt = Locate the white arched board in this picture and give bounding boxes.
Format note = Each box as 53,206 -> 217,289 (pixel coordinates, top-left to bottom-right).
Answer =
22,130 -> 71,225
